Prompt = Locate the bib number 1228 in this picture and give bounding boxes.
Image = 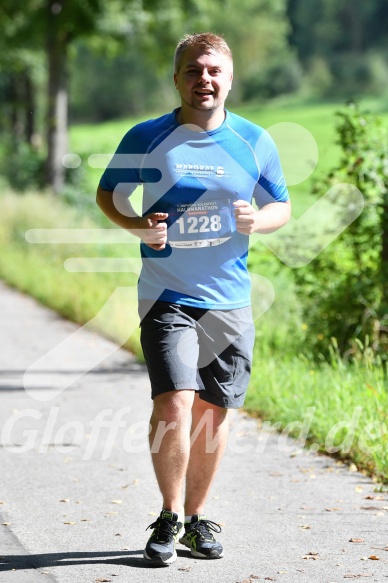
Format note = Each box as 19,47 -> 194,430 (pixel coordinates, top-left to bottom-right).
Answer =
175,214 -> 222,234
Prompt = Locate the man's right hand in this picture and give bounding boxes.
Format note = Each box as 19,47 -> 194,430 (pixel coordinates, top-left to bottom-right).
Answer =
96,187 -> 168,250
136,212 -> 169,251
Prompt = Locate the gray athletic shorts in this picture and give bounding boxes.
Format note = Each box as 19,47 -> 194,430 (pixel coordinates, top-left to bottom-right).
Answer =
139,300 -> 255,409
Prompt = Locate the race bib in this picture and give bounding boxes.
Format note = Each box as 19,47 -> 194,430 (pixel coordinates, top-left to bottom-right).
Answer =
168,199 -> 232,248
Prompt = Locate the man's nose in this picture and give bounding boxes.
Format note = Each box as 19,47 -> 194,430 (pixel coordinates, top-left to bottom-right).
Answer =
198,69 -> 211,83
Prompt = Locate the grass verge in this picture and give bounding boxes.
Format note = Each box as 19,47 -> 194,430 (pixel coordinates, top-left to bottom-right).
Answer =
1,189 -> 387,482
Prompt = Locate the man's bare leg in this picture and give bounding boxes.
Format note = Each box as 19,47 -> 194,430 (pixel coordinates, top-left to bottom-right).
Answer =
149,389 -> 195,513
184,393 -> 229,515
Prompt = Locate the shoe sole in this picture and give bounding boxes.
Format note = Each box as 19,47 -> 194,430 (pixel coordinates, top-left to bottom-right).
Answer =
180,538 -> 224,559
143,548 -> 177,565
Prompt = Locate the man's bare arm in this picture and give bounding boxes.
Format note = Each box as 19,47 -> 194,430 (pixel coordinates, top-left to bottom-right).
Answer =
233,199 -> 291,235
96,185 -> 168,250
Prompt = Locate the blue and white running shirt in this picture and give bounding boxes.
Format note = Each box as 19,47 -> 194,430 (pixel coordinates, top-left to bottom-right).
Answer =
100,108 -> 289,309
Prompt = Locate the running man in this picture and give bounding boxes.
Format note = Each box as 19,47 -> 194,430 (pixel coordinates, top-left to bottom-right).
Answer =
97,32 -> 291,566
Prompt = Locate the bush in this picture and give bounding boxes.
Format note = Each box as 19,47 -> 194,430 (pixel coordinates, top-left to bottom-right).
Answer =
0,138 -> 45,191
329,52 -> 388,98
242,56 -> 303,101
293,103 -> 388,363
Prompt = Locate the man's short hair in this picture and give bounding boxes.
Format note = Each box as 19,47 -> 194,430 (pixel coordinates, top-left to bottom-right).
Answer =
174,32 -> 233,74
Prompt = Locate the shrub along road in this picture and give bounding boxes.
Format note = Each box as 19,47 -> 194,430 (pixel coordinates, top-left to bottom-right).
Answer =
0,281 -> 387,582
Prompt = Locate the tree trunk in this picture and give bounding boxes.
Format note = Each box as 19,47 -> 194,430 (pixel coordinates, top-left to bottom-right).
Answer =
46,0 -> 69,193
24,71 -> 35,145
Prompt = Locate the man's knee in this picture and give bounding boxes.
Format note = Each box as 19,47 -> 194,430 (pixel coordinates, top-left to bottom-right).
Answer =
152,389 -> 195,424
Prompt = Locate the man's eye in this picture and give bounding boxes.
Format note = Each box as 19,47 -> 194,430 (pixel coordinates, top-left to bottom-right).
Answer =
211,69 -> 221,74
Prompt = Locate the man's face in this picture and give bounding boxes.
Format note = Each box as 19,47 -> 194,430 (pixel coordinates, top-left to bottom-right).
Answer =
174,47 -> 233,114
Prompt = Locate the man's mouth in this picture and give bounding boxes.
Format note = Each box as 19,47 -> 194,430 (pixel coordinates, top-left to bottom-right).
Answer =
194,89 -> 214,96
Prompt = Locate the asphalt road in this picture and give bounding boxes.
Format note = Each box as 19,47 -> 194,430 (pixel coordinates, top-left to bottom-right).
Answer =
0,281 -> 387,583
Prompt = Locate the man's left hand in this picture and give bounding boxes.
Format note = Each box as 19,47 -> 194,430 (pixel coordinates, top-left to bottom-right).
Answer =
233,200 -> 259,235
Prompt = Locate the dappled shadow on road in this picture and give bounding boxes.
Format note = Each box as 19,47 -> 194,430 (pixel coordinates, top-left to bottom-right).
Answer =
0,549 -> 194,571
0,364 -> 147,392
0,366 -> 147,376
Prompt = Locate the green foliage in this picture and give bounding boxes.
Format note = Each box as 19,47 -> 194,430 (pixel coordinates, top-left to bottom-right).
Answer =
288,0 -> 388,98
0,139 -> 45,192
242,55 -> 303,101
294,103 -> 388,361
68,0 -> 295,119
69,43 -> 167,122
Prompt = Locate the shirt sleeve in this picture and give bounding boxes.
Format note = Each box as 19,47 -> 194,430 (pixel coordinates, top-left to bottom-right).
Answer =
253,129 -> 289,207
99,126 -> 143,195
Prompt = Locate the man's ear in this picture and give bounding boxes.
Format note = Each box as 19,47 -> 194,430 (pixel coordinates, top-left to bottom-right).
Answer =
173,73 -> 178,89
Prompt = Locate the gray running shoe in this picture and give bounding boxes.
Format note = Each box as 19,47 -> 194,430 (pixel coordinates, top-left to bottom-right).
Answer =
180,514 -> 223,559
144,510 -> 183,565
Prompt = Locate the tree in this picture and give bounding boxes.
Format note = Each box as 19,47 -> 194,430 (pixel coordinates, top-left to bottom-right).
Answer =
0,0 -> 180,192
44,0 -> 103,192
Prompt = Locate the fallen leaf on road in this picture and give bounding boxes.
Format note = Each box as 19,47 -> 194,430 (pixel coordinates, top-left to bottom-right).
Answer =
111,500 -> 122,505
344,574 -> 373,578
95,579 -> 111,582
178,567 -> 191,571
368,555 -> 380,560
63,522 -> 76,525
360,506 -> 381,511
326,507 -> 341,512
349,538 -> 364,543
60,499 -> 70,503
2,523 -> 11,526
355,487 -> 364,493
302,552 -> 320,560
298,524 -> 311,529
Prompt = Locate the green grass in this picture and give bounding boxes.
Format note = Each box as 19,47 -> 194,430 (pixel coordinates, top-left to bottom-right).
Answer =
1,97 -> 388,482
245,353 -> 388,481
